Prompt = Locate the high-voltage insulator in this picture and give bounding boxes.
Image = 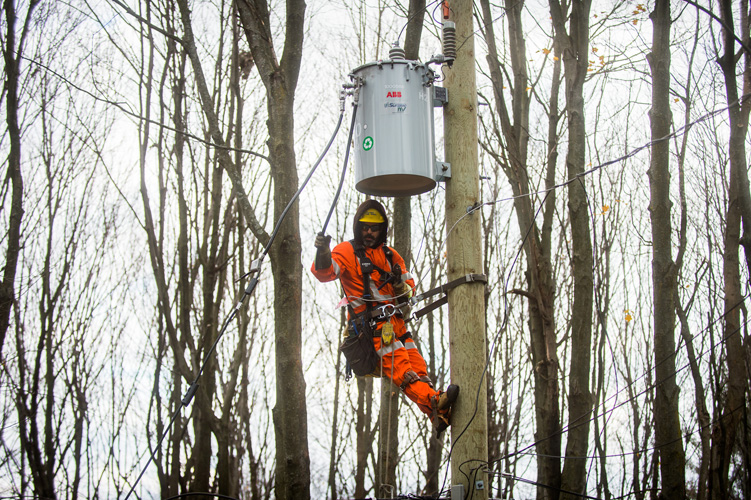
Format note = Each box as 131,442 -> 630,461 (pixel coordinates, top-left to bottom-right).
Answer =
389,42 -> 406,60
442,21 -> 456,64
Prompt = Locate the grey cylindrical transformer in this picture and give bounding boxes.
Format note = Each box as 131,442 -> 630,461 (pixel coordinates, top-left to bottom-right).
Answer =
350,60 -> 437,197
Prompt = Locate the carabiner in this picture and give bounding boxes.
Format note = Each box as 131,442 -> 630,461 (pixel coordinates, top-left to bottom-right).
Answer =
375,303 -> 395,319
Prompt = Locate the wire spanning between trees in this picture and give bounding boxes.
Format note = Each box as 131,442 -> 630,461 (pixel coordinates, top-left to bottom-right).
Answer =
478,91 -> 751,212
19,54 -> 270,162
490,470 -> 603,500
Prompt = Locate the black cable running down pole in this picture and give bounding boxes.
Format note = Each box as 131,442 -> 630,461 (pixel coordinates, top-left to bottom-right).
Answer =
123,96 -> 347,500
262,101 -> 347,260
321,101 -> 359,236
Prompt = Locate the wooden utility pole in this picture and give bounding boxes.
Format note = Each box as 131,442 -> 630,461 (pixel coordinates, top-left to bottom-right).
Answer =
442,0 -> 488,497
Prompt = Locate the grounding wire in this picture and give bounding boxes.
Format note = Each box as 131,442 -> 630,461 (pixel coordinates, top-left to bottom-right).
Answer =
123,99 -> 348,500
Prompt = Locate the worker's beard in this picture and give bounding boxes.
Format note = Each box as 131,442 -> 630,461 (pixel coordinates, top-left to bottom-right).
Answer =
363,234 -> 377,247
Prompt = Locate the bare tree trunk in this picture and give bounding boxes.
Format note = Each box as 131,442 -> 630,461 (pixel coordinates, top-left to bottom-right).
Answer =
0,0 -> 39,358
355,377 -> 374,498
235,3 -> 309,499
479,0 -> 561,496
673,12 -> 707,499
647,2 -> 686,498
328,317 -> 345,500
547,1 -> 595,498
711,1 -> 751,498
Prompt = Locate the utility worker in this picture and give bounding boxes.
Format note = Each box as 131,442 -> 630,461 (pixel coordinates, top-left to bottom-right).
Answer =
312,200 -> 458,434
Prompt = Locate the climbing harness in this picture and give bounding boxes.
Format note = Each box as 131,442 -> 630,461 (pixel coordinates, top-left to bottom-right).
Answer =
341,241 -> 404,380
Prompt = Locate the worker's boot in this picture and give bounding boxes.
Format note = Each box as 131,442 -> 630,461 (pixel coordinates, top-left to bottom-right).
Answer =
431,384 -> 459,436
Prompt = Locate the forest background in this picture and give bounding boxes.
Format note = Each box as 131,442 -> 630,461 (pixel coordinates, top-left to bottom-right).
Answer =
1,0 -> 750,499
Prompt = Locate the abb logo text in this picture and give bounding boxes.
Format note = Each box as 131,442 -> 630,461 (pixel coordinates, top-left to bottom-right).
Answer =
386,91 -> 402,98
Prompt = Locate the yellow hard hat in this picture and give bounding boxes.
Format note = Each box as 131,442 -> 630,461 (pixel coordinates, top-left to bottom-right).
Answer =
359,209 -> 385,223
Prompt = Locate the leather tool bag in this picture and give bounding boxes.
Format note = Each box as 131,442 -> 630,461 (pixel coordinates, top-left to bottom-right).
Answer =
340,324 -> 379,377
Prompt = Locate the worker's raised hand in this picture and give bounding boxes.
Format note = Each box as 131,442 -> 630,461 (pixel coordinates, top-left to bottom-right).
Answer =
314,232 -> 332,270
314,232 -> 331,249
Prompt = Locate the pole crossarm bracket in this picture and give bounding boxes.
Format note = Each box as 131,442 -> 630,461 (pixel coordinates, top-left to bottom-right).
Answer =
411,273 -> 487,320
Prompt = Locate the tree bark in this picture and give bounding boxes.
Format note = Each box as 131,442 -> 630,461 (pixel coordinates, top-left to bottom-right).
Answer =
235,1 -> 310,498
711,1 -> 751,498
0,0 -> 38,358
548,0 -> 594,497
480,0 -> 561,496
647,2 -> 686,498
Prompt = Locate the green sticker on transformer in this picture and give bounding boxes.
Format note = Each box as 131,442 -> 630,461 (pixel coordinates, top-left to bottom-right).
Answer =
362,136 -> 374,151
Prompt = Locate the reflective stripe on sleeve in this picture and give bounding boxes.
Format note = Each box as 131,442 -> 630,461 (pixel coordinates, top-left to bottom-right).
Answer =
377,341 -> 406,358
369,283 -> 392,302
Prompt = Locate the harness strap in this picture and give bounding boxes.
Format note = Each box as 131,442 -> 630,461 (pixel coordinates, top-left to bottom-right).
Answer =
411,274 -> 487,319
413,296 -> 448,320
412,273 -> 487,303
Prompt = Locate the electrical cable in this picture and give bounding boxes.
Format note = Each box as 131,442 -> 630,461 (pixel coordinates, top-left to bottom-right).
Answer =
475,92 -> 751,213
321,101 -> 359,235
509,397 -> 748,462
19,55 -> 270,162
123,95 -> 349,500
491,471 -> 603,500
396,0 -> 444,44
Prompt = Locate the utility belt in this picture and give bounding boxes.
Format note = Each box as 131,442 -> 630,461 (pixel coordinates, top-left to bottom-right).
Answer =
341,303 -> 410,381
347,317 -> 412,342
346,303 -> 397,335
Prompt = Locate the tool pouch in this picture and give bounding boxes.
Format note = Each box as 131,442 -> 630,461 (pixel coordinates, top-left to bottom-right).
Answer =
340,324 -> 380,377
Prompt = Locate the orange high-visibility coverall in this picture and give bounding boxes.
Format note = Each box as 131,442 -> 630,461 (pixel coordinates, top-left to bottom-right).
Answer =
311,241 -> 438,416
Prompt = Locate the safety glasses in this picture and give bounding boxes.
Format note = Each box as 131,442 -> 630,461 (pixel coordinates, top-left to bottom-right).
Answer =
361,223 -> 382,233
